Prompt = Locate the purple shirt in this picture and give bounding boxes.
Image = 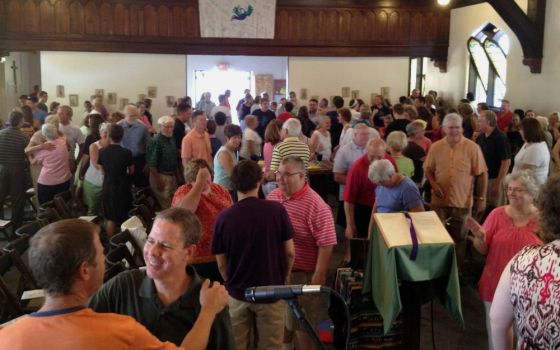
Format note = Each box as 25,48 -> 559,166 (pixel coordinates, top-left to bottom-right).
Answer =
212,197 -> 294,301
35,137 -> 72,185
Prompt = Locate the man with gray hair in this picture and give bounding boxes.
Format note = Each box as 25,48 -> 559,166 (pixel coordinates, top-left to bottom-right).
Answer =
147,116 -> 181,209
424,113 -> 488,272
476,110 -> 511,216
58,105 -> 85,173
269,118 -> 310,173
118,104 -> 150,187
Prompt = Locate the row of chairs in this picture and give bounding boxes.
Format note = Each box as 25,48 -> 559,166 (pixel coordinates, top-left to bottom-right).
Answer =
0,234 -> 40,323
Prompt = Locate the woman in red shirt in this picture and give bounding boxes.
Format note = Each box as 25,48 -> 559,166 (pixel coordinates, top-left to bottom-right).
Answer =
465,170 -> 542,349
171,159 -> 232,282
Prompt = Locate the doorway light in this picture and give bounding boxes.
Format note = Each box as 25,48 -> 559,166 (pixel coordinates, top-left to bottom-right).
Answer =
437,0 -> 450,5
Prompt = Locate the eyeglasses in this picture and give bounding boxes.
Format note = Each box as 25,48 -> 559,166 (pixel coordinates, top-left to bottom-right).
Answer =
506,187 -> 527,194
274,171 -> 303,179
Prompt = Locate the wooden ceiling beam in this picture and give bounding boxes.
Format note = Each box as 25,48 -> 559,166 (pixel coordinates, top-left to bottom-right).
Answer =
487,0 -> 545,73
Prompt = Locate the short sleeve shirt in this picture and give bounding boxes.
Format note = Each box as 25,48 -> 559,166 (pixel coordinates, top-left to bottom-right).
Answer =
147,133 -> 178,173
332,142 -> 366,200
476,128 -> 511,179
343,154 -> 397,207
270,137 -> 310,172
423,136 -> 487,208
374,176 -> 423,213
117,119 -> 150,157
180,130 -> 212,167
267,184 -> 337,271
212,197 -> 294,301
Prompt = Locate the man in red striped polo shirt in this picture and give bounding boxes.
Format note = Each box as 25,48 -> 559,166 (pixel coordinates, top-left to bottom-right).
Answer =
267,156 -> 337,350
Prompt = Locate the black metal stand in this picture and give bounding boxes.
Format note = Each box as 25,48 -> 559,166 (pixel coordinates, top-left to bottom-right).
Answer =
287,298 -> 327,350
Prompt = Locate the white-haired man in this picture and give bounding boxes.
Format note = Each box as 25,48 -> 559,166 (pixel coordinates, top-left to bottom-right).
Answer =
424,113 -> 488,272
269,118 -> 310,173
147,116 -> 181,209
118,104 -> 150,187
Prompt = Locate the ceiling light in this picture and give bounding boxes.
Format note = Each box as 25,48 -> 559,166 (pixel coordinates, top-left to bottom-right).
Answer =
438,0 -> 450,5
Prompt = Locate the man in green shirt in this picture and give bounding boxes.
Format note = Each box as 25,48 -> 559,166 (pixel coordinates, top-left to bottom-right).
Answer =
89,207 -> 235,349
147,116 -> 181,209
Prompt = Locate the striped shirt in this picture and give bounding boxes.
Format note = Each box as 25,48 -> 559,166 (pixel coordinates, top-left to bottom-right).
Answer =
267,184 -> 337,271
0,127 -> 29,166
270,136 -> 310,171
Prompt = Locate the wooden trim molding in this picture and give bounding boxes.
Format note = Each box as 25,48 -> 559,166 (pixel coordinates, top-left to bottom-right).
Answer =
0,0 -> 450,60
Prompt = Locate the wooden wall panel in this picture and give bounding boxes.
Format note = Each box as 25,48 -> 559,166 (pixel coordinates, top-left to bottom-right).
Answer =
0,0 -> 450,63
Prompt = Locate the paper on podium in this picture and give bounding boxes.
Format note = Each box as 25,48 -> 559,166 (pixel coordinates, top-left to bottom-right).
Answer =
373,211 -> 453,248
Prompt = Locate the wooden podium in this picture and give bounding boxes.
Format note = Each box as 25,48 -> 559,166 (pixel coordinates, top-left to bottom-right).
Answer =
363,211 -> 464,349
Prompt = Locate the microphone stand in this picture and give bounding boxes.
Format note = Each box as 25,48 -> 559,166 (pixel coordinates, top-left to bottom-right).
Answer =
286,298 -> 328,350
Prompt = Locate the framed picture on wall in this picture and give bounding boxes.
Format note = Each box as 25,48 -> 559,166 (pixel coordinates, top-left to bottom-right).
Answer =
166,96 -> 176,108
95,89 -> 104,97
56,85 -> 65,98
351,90 -> 359,99
138,94 -> 146,103
119,98 -> 129,110
341,87 -> 350,98
300,88 -> 308,100
380,86 -> 390,99
69,94 -> 79,107
147,86 -> 157,98
108,93 -> 117,105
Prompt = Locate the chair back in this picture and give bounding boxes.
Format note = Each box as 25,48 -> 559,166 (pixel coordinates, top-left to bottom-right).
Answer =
110,230 -> 145,266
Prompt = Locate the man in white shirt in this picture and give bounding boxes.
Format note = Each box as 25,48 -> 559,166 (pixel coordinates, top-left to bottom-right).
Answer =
58,105 -> 86,173
210,95 -> 232,125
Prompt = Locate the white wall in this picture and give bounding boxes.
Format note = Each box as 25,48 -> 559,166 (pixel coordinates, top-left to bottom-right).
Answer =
425,0 -> 560,115
186,55 -> 287,97
40,52 -> 187,125
1,52 -> 41,119
288,57 -> 410,106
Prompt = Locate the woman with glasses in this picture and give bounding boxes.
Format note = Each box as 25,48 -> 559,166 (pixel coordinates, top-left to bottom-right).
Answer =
465,170 -> 542,350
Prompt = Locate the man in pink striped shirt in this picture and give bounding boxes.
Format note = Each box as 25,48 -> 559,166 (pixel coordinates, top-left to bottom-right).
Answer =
267,156 -> 337,349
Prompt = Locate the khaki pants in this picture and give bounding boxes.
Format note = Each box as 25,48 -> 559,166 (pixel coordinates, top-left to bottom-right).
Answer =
149,173 -> 177,209
228,297 -> 285,350
486,178 -> 505,209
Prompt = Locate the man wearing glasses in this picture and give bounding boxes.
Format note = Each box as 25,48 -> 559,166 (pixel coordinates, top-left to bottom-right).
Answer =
267,156 -> 337,350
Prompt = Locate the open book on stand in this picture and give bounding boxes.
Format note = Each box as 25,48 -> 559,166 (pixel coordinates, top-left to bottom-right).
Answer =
373,211 -> 453,248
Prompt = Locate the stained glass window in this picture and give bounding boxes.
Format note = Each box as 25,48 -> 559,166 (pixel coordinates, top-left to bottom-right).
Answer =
467,24 -> 508,107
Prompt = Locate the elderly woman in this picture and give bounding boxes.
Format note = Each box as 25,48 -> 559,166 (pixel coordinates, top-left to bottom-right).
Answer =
239,115 -> 262,161
28,123 -> 72,205
214,124 -> 243,194
368,159 -> 424,213
310,116 -> 332,161
387,131 -> 414,178
172,159 -> 232,281
81,118 -> 108,216
512,117 -> 550,185
490,173 -> 560,350
465,170 -> 542,349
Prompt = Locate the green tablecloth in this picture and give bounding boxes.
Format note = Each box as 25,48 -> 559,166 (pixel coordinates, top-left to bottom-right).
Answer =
363,224 -> 464,334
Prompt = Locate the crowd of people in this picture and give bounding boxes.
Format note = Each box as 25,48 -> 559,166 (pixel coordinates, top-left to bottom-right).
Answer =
0,86 -> 560,349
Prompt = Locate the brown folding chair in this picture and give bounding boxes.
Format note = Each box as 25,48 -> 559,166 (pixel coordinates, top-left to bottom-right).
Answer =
110,230 -> 145,267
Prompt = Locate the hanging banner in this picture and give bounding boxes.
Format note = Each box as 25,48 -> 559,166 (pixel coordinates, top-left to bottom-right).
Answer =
199,0 -> 276,39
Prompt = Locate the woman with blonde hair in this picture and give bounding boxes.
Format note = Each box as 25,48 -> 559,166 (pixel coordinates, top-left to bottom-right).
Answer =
310,116 -> 332,161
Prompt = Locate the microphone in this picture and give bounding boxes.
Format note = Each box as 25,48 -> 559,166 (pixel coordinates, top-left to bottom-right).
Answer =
245,285 -> 326,302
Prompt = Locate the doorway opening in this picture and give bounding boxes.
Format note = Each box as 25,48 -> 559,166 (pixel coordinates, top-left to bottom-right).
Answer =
194,69 -> 253,124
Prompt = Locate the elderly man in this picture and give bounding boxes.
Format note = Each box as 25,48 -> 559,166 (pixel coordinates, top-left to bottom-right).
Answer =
333,123 -> 373,226
213,160 -> 295,350
269,118 -> 310,173
89,207 -> 234,349
0,110 -> 30,231
267,156 -> 337,350
58,105 -> 86,173
344,139 -> 397,242
210,94 -> 232,124
181,110 -> 212,168
0,218 -> 228,349
147,116 -> 180,209
196,92 -> 216,116
117,104 -> 150,187
424,113 -> 488,272
476,110 -> 511,215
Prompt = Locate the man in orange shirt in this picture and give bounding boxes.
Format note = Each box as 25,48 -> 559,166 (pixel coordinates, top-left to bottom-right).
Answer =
181,110 -> 212,168
424,113 -> 488,272
0,218 -> 228,350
